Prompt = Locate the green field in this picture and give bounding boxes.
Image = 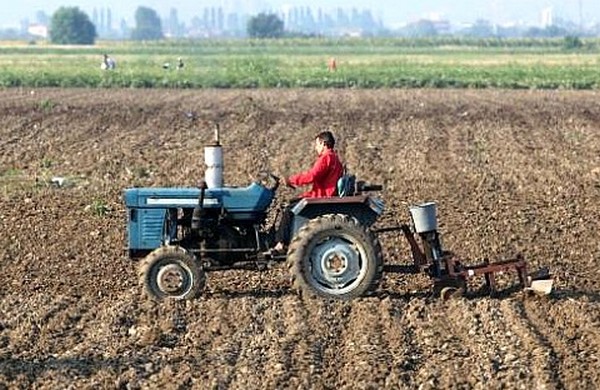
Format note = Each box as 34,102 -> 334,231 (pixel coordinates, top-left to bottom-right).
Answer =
1,37 -> 599,89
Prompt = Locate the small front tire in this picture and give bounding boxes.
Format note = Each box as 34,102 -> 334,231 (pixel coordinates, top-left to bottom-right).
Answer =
139,246 -> 205,301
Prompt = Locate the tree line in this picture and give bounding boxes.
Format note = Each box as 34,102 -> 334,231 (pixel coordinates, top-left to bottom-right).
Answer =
50,7 -> 283,44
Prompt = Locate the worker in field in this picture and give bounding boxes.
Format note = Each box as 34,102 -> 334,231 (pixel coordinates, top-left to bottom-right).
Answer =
101,53 -> 116,70
273,130 -> 344,253
328,57 -> 337,72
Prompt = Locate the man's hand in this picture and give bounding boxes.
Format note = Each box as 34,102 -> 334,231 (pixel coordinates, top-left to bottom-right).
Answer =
284,177 -> 296,189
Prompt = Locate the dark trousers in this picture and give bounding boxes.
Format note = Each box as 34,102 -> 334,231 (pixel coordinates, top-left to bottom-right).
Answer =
275,198 -> 302,245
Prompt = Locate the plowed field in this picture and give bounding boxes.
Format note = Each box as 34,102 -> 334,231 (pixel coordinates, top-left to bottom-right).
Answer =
0,88 -> 599,389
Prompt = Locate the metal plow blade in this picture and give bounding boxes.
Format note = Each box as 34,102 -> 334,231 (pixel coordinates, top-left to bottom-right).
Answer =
525,267 -> 554,295
526,279 -> 554,295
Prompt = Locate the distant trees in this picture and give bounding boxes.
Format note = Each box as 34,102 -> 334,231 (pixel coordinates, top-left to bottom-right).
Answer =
464,19 -> 495,38
247,13 -> 284,38
49,7 -> 96,44
131,6 -> 164,40
404,20 -> 438,38
525,25 -> 569,38
563,35 -> 583,49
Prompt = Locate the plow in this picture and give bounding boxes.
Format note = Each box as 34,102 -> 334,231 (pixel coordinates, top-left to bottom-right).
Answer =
124,128 -> 553,301
378,203 -> 553,299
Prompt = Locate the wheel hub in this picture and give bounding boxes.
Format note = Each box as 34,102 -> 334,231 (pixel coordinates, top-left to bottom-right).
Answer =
311,237 -> 362,292
326,254 -> 346,274
157,264 -> 188,293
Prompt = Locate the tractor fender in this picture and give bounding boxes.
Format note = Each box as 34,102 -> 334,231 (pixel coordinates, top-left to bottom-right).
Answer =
290,195 -> 384,235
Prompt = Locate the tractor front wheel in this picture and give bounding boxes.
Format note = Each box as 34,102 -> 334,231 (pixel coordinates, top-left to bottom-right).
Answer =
287,214 -> 383,300
140,246 -> 205,301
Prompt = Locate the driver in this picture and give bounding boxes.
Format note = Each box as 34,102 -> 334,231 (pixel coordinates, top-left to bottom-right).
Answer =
273,130 -> 344,253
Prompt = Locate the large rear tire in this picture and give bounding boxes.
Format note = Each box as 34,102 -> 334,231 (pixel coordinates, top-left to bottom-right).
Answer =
139,246 -> 205,301
287,214 -> 383,300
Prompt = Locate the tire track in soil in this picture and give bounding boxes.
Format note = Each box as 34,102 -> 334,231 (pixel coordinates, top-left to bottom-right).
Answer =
520,298 -> 600,388
270,297 -> 314,389
499,298 -> 565,388
386,298 -> 449,390
271,297 -> 424,389
353,298 -> 423,389
185,298 -> 249,388
283,297 -> 364,389
5,295 -> 87,354
413,298 -> 535,389
231,296 -> 300,389
335,299 -> 394,388
511,298 -> 570,388
293,298 -> 355,389
0,294 -> 96,385
378,299 -> 426,389
408,299 -> 486,389
225,298 -> 283,389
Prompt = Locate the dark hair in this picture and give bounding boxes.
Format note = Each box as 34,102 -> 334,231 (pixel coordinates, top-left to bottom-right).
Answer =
316,130 -> 335,149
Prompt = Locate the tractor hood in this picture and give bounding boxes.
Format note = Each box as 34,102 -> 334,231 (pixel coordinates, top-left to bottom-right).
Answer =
124,182 -> 274,213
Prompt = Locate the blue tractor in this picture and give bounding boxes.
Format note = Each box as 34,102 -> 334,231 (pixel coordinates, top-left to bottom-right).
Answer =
125,131 -> 553,301
124,131 -> 386,301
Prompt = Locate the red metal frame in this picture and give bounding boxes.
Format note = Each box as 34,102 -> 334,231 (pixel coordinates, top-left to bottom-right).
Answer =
397,223 -> 532,297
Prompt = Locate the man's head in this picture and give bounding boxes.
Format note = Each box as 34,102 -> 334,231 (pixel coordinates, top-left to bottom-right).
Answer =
315,131 -> 335,155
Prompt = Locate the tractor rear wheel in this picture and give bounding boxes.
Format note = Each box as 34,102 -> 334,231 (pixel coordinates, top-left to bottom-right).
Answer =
140,246 -> 205,301
287,214 -> 383,300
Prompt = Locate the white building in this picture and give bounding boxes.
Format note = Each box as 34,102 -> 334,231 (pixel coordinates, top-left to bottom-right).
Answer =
541,7 -> 554,27
27,24 -> 48,38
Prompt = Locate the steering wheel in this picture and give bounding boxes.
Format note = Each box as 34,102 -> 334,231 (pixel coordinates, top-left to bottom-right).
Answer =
255,171 -> 281,191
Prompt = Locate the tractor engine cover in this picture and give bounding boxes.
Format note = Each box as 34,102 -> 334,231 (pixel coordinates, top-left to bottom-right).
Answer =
124,182 -> 275,254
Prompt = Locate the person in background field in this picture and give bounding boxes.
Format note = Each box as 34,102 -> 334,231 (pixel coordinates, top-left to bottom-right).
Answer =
101,53 -> 116,70
273,130 -> 344,253
327,57 -> 337,72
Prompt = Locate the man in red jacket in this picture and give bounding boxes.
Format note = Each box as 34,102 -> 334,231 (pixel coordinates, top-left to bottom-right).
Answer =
286,130 -> 344,197
274,130 -> 344,252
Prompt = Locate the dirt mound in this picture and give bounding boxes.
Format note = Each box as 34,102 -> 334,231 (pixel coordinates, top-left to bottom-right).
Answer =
0,88 -> 599,388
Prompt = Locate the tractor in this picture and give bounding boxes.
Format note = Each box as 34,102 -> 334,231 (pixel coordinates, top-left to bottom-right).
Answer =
124,129 -> 553,301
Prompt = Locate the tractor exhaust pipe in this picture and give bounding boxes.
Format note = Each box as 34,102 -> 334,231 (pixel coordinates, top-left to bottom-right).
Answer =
204,124 -> 223,188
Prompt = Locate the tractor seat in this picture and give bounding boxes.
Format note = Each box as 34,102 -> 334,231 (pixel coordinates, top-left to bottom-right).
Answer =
337,174 -> 356,197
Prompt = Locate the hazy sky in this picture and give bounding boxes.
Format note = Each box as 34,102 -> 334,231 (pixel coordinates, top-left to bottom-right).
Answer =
2,0 -> 599,28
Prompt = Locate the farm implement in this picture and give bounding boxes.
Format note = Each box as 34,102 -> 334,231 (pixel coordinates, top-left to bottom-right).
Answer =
124,128 -> 553,301
378,203 -> 553,299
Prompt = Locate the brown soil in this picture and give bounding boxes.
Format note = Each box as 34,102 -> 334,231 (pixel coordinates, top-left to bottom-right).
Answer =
0,88 -> 599,389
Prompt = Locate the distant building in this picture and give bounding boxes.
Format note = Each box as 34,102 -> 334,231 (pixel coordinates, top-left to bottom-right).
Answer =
541,7 -> 554,27
27,24 -> 48,38
431,19 -> 451,34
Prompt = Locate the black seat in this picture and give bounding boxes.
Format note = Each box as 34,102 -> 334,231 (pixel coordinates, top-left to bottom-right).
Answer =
337,174 -> 356,197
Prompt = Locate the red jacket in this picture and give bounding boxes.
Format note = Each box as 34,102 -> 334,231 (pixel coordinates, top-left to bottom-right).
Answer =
288,148 -> 344,198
